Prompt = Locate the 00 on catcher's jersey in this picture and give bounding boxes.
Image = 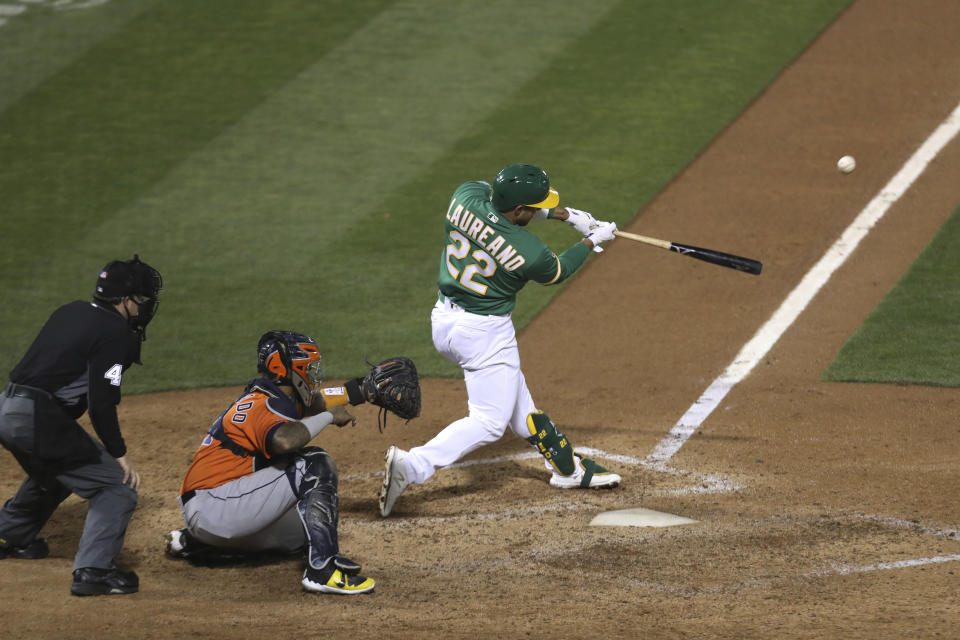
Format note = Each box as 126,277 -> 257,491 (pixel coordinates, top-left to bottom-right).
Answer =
180,378 -> 301,495
436,181 -> 589,315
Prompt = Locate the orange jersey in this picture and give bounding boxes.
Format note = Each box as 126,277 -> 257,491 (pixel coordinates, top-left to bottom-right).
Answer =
180,379 -> 302,495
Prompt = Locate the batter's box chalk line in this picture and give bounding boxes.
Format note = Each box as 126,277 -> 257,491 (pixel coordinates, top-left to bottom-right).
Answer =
811,553 -> 960,577
847,512 -> 960,540
349,502 -> 585,530
804,512 -> 960,578
606,512 -> 960,595
618,552 -> 960,597
342,446 -> 744,495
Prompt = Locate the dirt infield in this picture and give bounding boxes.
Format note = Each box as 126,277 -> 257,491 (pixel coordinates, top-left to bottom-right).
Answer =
2,2 -> 959,638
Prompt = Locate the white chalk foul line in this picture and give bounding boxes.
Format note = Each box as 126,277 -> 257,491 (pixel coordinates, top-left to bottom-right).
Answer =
647,100 -> 960,465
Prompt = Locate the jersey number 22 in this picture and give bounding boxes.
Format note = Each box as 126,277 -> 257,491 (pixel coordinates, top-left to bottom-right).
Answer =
445,230 -> 496,295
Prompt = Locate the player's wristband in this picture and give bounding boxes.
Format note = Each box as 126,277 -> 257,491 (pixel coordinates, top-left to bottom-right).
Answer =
530,206 -> 559,222
344,378 -> 366,405
301,411 -> 334,438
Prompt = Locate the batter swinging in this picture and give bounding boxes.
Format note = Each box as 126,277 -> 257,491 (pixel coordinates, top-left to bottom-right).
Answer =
379,163 -> 621,517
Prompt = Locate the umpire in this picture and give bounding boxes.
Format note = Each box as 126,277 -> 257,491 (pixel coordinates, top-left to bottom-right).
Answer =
0,255 -> 162,596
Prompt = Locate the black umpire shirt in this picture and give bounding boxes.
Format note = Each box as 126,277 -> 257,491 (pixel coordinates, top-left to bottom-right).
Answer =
9,300 -> 141,459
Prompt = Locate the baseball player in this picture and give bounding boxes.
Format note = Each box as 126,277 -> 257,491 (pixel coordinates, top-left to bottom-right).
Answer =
379,164 -> 620,517
0,255 -> 162,596
166,331 -> 376,595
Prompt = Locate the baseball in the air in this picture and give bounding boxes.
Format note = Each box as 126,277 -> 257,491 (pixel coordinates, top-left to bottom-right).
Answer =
837,155 -> 856,174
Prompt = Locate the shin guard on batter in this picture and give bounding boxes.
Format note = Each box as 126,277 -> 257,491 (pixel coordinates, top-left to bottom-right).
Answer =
294,448 -> 340,570
526,412 -> 575,476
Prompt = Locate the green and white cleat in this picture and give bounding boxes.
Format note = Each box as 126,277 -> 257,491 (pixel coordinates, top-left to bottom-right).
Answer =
550,457 -> 621,489
379,445 -> 410,517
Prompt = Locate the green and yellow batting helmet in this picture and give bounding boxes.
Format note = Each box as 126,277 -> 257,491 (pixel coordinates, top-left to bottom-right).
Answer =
491,163 -> 560,212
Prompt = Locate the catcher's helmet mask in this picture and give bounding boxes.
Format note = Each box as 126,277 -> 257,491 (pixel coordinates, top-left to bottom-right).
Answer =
257,331 -> 324,406
93,254 -> 163,340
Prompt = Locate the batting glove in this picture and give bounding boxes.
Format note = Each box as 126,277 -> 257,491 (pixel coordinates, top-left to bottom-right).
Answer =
586,220 -> 617,252
564,207 -> 599,236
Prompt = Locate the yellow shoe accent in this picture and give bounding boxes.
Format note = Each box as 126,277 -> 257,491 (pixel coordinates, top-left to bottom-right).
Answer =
303,567 -> 375,595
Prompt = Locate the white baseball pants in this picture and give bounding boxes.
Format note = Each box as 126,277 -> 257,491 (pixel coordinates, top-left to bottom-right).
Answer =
403,297 -> 539,484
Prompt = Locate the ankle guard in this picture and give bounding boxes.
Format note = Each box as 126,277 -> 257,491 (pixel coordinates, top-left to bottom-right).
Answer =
526,412 -> 575,476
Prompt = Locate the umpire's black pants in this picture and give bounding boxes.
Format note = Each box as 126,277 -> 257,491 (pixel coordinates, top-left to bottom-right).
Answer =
0,385 -> 137,570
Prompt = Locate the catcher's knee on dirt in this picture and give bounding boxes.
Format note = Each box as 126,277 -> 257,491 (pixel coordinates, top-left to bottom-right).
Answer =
525,412 -> 575,476
294,448 -> 340,569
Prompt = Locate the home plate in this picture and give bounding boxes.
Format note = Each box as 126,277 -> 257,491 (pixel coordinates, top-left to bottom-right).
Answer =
589,507 -> 698,528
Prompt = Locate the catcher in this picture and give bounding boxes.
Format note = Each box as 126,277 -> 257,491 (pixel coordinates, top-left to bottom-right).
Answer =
165,330 -> 420,595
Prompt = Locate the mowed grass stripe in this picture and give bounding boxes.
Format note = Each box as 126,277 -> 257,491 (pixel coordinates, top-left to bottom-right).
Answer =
94,0 -> 621,280
68,0 -> 624,390
2,0 -> 622,390
1,0 -> 393,252
0,1 -> 852,392
0,0 -> 163,115
337,0 -> 853,363
0,0 -> 394,367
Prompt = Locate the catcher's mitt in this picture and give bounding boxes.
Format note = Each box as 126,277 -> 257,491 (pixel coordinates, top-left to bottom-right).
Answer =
361,357 -> 421,432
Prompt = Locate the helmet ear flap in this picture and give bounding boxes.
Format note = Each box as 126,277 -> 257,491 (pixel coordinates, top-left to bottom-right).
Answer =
262,349 -> 289,379
256,330 -> 321,406
258,331 -> 292,381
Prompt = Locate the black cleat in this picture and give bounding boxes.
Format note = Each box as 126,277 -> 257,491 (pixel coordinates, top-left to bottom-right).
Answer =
333,554 -> 361,575
70,567 -> 139,596
165,528 -> 279,566
0,537 -> 49,560
165,528 -> 208,559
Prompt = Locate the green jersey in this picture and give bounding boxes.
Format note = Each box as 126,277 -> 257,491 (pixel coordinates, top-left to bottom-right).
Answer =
436,180 -> 591,315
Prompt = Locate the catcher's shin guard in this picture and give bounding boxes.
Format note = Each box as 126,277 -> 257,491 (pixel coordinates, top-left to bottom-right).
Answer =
294,448 -> 341,569
526,412 -> 575,476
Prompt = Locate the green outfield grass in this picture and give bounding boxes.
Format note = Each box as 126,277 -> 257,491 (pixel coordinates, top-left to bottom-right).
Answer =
0,0 -> 851,392
823,204 -> 960,387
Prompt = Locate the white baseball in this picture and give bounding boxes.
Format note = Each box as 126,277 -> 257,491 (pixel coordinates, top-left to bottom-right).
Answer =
837,155 -> 856,173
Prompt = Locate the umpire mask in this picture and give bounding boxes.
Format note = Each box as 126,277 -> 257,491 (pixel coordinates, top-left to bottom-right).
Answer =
95,254 -> 164,340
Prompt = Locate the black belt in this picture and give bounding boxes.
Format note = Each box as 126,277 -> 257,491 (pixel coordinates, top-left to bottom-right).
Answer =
438,292 -> 461,308
5,383 -> 47,401
180,489 -> 197,505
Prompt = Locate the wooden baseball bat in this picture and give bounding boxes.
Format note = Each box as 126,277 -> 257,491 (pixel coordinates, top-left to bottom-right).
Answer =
613,230 -> 763,275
